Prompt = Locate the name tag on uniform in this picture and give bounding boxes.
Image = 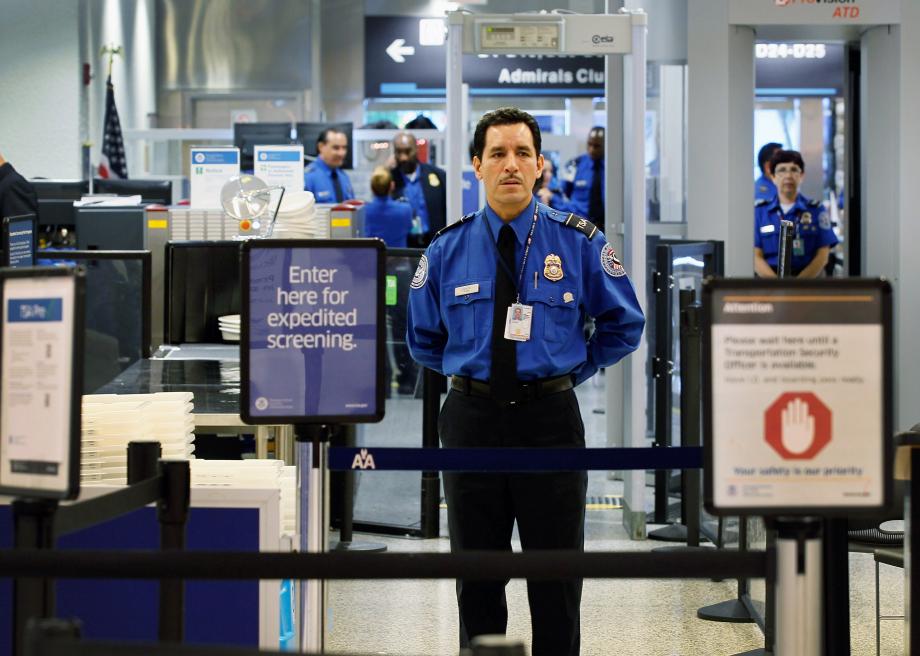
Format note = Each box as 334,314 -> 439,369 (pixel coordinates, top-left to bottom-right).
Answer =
575,180 -> 588,188
454,283 -> 479,296
760,224 -> 776,234
504,303 -> 533,342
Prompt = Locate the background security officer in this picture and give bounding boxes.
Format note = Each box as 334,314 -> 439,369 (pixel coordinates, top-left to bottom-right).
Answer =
390,131 -> 447,247
0,150 -> 38,220
755,141 -> 782,203
406,107 -> 644,656
303,127 -> 354,203
537,126 -> 605,231
754,149 -> 838,278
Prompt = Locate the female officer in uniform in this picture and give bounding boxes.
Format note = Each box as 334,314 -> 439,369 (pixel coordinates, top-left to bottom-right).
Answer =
406,107 -> 644,656
754,149 -> 838,278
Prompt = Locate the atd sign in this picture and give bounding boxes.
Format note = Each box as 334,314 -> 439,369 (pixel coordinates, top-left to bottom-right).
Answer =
764,392 -> 832,460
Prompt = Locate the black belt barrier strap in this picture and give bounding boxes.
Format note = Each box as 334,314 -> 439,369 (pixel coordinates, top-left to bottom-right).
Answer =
328,446 -> 703,472
1,549 -> 766,582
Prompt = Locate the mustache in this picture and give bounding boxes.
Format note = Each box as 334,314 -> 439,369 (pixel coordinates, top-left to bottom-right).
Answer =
499,176 -> 523,184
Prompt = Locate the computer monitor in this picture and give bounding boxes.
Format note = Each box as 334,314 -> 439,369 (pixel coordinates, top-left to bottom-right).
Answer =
93,178 -> 173,205
296,122 -> 353,170
30,179 -> 88,201
233,122 -> 295,171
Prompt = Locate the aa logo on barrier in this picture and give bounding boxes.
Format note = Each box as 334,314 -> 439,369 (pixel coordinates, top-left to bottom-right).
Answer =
764,392 -> 832,460
351,448 -> 376,470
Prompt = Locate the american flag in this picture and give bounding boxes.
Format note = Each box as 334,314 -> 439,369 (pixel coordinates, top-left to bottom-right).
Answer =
98,75 -> 128,179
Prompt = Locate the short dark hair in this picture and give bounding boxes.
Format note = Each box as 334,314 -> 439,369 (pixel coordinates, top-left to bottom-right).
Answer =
471,107 -> 541,161
769,149 -> 805,174
588,126 -> 605,139
317,127 -> 346,148
758,142 -> 783,175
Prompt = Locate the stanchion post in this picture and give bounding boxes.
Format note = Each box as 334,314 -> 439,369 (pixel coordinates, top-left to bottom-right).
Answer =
331,424 -> 386,552
127,441 -> 160,485
773,518 -> 822,656
777,220 -> 794,279
157,459 -> 191,643
296,424 -> 329,654
12,499 -> 58,656
682,299 -> 702,548
420,368 -> 443,539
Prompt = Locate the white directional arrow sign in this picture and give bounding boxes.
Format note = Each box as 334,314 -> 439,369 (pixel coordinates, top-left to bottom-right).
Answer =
386,38 -> 415,63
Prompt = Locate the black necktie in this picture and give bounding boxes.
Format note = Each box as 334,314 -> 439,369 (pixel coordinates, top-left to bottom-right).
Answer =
490,224 -> 518,401
331,169 -> 344,203
589,158 -> 604,229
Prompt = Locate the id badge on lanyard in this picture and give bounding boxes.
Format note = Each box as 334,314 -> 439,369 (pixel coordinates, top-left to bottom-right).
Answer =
484,209 -> 539,342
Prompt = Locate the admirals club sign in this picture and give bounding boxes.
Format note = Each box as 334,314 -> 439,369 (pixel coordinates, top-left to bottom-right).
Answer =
365,16 -> 605,98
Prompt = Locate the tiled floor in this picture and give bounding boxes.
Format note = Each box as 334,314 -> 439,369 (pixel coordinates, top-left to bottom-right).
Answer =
329,375 -> 905,655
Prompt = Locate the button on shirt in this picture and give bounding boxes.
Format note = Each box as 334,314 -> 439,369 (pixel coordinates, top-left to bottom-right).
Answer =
401,169 -> 430,234
755,174 -> 777,203
755,194 -> 838,272
407,199 -> 644,385
364,196 -> 413,248
303,158 -> 354,203
550,154 -> 604,224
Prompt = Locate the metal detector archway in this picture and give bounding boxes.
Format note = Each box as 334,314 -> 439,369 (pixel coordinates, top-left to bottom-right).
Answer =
444,9 -> 650,534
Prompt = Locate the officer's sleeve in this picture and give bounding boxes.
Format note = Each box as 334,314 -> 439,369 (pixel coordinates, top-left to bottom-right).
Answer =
406,239 -> 447,374
572,235 -> 645,385
753,210 -> 763,249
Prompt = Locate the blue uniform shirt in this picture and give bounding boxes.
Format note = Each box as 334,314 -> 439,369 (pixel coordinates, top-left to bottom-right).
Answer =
549,154 -> 603,222
407,199 -> 644,385
755,174 -> 777,203
401,170 -> 430,234
303,158 -> 354,203
364,196 -> 412,248
754,194 -> 838,272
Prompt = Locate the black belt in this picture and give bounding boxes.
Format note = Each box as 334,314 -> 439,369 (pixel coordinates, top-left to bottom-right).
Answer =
450,374 -> 574,402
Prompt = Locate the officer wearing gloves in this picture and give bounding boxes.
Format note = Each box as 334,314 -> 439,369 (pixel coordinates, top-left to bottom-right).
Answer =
406,107 -> 644,656
536,126 -> 605,231
754,149 -> 837,278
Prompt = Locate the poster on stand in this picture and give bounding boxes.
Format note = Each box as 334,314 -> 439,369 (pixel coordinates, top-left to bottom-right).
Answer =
190,147 -> 240,209
241,239 -> 385,425
704,279 -> 892,516
0,267 -> 84,498
1,214 -> 37,267
254,144 -> 305,193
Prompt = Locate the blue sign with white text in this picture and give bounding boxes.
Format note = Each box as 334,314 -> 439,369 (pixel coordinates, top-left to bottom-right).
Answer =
257,151 -> 302,162
191,150 -> 239,165
8,298 -> 63,322
246,245 -> 381,420
6,219 -> 33,267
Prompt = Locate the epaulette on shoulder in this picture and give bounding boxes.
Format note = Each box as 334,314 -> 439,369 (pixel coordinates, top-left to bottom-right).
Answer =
561,213 -> 599,240
433,213 -> 475,240
755,198 -> 769,207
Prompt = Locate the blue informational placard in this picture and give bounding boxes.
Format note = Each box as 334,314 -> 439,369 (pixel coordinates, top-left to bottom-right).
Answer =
2,214 -> 36,268
241,239 -> 386,424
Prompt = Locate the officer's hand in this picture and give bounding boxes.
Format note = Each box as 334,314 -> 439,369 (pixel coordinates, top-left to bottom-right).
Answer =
537,187 -> 553,204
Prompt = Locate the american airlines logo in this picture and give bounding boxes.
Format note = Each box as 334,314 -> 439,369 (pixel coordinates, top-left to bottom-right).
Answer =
723,302 -> 774,314
351,448 -> 376,470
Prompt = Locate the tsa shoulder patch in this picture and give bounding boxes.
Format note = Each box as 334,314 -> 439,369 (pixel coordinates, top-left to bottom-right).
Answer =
411,254 -> 429,289
818,210 -> 832,230
600,243 -> 626,278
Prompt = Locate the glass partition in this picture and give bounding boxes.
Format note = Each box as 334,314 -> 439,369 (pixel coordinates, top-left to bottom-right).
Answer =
39,250 -> 151,393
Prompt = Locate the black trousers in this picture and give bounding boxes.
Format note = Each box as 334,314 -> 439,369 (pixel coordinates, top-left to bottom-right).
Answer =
438,388 -> 588,656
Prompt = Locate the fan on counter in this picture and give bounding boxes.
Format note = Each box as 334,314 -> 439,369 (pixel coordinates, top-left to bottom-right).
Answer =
220,174 -> 285,238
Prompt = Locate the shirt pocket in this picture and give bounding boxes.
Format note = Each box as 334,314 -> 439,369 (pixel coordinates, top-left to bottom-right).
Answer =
442,279 -> 494,343
529,286 -> 579,343
759,231 -> 779,257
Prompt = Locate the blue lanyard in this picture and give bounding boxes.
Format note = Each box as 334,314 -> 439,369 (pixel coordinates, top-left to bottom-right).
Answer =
481,206 -> 539,302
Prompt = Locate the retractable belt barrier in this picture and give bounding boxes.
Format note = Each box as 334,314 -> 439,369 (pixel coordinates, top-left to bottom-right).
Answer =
327,446 -> 703,472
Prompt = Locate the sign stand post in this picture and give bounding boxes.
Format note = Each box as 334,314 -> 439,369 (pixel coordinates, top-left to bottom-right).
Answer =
241,239 -> 387,653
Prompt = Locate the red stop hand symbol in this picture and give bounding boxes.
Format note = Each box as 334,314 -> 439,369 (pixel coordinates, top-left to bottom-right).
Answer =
764,392 -> 832,460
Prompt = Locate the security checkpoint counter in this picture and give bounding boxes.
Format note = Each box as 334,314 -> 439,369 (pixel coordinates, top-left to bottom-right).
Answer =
95,344 -> 295,463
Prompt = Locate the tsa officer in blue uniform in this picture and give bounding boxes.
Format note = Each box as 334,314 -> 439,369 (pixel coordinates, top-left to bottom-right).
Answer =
407,107 -> 644,656
755,142 -> 782,203
537,127 -> 606,231
303,127 -> 354,203
754,149 -> 838,278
